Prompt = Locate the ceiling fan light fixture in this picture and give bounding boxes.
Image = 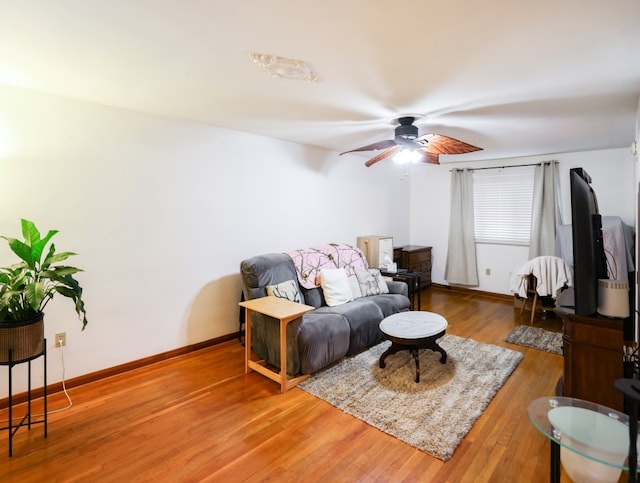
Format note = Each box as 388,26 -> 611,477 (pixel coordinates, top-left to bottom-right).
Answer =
394,116 -> 419,140
249,53 -> 319,81
393,148 -> 422,165
395,123 -> 418,140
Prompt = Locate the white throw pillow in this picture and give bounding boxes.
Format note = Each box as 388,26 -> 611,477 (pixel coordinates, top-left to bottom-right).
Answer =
266,279 -> 303,304
320,268 -> 352,306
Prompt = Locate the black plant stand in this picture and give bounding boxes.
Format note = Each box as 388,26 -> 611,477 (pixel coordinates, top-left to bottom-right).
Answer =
0,339 -> 47,457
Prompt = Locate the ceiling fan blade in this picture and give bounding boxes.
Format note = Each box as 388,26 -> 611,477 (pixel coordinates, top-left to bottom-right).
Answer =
416,150 -> 440,165
340,139 -> 398,155
365,146 -> 399,167
418,134 -> 482,155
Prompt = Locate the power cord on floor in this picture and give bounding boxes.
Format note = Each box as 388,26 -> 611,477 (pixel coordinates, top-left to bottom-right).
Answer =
0,338 -> 73,425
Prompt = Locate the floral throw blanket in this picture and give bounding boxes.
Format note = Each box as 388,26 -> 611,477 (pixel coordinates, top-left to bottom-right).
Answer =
285,243 -> 368,289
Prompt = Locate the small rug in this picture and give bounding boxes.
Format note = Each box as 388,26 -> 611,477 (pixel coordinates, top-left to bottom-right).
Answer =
298,335 -> 522,461
504,325 -> 563,355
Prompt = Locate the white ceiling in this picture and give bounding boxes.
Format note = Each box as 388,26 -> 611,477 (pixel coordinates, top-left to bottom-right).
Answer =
1,1 -> 639,163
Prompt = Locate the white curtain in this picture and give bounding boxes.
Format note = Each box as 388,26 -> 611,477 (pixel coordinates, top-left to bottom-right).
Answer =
445,169 -> 479,286
529,161 -> 562,258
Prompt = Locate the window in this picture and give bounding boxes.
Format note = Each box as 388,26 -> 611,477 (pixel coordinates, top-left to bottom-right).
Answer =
473,166 -> 535,245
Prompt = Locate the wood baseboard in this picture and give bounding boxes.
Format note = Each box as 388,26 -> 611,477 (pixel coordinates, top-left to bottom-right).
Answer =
0,332 -> 239,410
430,283 -> 513,302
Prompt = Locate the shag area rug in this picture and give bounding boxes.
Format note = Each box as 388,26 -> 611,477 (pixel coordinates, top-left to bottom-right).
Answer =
504,325 -> 563,355
298,334 -> 522,461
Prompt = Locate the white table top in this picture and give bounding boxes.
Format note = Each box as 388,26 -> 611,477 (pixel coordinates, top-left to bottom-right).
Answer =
379,311 -> 448,339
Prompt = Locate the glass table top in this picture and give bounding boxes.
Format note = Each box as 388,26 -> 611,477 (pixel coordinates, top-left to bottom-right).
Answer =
528,396 -> 637,473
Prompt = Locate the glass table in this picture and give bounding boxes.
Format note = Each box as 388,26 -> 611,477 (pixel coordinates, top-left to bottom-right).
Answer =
528,396 -> 638,483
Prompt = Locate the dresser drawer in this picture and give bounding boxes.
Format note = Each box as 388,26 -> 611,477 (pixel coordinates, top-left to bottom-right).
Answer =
398,246 -> 432,289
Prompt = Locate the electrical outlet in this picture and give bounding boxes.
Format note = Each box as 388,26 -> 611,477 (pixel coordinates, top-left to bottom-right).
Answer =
55,332 -> 66,347
485,268 -> 491,276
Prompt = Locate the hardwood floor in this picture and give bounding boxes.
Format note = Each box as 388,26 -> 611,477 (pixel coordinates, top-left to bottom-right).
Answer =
0,287 -> 586,482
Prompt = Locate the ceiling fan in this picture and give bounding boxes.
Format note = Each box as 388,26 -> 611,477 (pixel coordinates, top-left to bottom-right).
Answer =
340,116 -> 482,167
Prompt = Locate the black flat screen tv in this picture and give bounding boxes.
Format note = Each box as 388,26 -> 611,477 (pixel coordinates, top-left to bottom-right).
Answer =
570,167 -> 607,315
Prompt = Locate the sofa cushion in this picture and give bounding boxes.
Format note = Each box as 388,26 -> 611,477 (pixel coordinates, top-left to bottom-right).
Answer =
301,286 -> 325,308
266,279 -> 302,303
320,268 -> 352,306
315,299 -> 385,355
367,293 -> 411,317
298,312 -> 350,374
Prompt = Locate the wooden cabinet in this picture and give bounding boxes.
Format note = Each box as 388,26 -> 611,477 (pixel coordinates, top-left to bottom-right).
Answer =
396,245 -> 432,290
557,309 -> 624,411
357,236 -> 394,269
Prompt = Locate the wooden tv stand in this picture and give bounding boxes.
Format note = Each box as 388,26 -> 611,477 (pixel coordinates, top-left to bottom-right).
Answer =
556,308 -> 625,411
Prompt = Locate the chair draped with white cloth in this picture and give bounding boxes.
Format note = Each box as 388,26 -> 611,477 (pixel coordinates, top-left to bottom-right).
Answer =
510,256 -> 573,324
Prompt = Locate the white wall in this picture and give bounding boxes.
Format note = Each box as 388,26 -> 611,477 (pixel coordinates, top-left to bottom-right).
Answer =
409,148 -> 636,295
0,84 -> 410,396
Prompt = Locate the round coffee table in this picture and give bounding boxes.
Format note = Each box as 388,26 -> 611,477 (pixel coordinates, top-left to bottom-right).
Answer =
379,311 -> 448,382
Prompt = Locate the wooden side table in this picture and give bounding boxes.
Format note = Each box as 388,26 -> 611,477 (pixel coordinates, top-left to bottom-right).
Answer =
239,296 -> 314,393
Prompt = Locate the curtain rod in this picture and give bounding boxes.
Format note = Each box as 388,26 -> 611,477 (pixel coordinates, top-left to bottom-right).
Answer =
449,160 -> 557,172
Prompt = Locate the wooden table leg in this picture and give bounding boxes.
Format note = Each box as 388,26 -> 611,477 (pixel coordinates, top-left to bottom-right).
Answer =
280,317 -> 287,393
379,343 -> 404,368
244,308 -> 252,374
411,348 -> 420,382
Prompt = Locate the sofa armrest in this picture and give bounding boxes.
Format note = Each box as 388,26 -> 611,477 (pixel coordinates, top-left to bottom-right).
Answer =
386,280 -> 408,297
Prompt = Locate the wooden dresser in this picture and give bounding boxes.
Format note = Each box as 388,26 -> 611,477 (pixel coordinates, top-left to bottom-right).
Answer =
394,245 -> 432,290
556,309 -> 625,411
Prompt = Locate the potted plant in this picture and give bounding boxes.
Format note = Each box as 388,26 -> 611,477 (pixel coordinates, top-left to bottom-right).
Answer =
0,219 -> 88,364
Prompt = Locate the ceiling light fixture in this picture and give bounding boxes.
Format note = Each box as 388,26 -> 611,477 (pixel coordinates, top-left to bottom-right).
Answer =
394,148 -> 422,165
249,53 -> 319,81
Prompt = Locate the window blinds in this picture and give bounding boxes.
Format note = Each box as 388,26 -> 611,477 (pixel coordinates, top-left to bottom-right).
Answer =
473,166 -> 535,245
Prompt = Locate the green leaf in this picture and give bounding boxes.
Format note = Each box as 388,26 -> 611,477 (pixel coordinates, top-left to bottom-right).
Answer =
42,266 -> 82,279
30,230 -> 59,267
64,274 -> 83,295
54,278 -> 88,330
43,250 -> 76,268
21,219 -> 41,246
5,237 -> 34,267
24,282 -> 46,311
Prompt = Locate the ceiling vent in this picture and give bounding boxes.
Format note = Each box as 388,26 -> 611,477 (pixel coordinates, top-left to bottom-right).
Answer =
249,53 -> 318,82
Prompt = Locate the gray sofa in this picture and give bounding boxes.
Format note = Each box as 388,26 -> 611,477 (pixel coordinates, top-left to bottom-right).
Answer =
240,251 -> 410,375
